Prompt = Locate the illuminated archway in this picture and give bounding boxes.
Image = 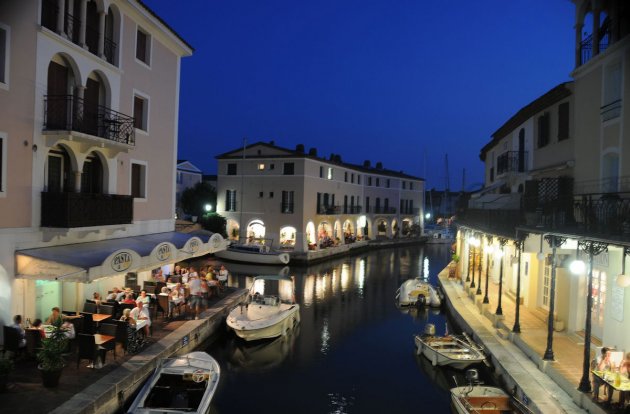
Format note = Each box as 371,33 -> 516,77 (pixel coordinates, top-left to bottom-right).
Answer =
376,218 -> 388,236
279,226 -> 297,248
318,221 -> 333,248
402,218 -> 412,236
227,219 -> 240,240
305,221 -> 316,249
247,219 -> 266,242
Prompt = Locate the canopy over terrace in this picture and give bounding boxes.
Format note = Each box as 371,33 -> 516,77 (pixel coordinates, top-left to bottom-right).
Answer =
16,231 -> 227,282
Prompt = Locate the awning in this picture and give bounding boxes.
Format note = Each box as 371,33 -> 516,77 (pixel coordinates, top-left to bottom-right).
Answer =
16,231 -> 228,282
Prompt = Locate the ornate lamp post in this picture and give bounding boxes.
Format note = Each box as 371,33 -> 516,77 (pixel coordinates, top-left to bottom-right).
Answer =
543,235 -> 566,361
578,240 -> 609,392
466,232 -> 473,283
483,236 -> 493,304
512,237 -> 525,333
476,237 -> 484,295
495,238 -> 508,315
470,234 -> 478,289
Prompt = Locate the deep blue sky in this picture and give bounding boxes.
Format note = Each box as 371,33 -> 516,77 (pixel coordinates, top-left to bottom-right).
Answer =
145,0 -> 575,190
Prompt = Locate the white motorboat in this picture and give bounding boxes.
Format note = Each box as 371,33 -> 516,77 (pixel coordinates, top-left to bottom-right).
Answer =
415,324 -> 485,369
396,278 -> 441,307
215,243 -> 290,265
425,225 -> 455,244
451,369 -> 532,414
227,275 -> 300,341
127,351 -> 220,414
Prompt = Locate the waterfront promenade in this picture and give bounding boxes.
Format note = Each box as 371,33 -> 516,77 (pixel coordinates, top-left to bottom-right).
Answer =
439,264 -> 614,414
4,289 -> 246,414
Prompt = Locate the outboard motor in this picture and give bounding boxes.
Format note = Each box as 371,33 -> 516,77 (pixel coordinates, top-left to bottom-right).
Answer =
423,323 -> 436,336
465,369 -> 480,386
416,294 -> 427,307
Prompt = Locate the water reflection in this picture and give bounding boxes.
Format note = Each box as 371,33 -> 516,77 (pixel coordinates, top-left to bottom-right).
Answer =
205,245 -> 455,414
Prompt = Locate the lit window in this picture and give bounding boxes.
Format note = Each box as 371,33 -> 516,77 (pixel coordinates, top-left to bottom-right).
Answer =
257,163 -> 265,170
327,167 -> 333,180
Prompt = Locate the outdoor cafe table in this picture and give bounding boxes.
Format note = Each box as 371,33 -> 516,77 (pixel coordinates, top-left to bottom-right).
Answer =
88,334 -> 115,369
91,313 -> 112,323
592,370 -> 630,405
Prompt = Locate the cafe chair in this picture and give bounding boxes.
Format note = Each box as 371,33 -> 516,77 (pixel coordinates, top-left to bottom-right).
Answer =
83,301 -> 97,314
79,312 -> 95,335
156,295 -> 169,319
144,285 -> 156,295
76,333 -> 105,369
2,326 -> 24,358
113,320 -> 129,354
98,323 -> 118,359
99,304 -> 115,315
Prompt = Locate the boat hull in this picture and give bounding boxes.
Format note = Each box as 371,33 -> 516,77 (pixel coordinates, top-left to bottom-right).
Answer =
397,279 -> 441,307
227,304 -> 300,342
415,335 -> 485,370
215,249 -> 290,265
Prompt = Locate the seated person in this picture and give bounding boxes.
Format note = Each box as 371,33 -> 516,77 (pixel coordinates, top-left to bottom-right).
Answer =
122,293 -> 136,304
136,290 -> 151,306
168,283 -> 185,317
12,314 -> 26,348
119,308 -> 136,327
116,288 -> 129,302
44,306 -> 78,326
31,319 -> 46,339
593,347 -> 615,402
130,301 -> 151,336
106,287 -> 120,301
620,352 -> 630,376
92,292 -> 102,306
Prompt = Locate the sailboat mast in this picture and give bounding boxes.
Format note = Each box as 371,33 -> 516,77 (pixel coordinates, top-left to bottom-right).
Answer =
239,138 -> 246,241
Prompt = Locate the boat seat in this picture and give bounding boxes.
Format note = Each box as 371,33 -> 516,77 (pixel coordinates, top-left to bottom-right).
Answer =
145,386 -> 172,408
465,396 -> 511,411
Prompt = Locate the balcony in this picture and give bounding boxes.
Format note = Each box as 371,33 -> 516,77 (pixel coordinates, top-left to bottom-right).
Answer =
401,207 -> 420,215
317,205 -> 341,215
44,95 -> 135,146
373,206 -> 397,214
281,202 -> 294,214
41,192 -> 133,228
497,151 -> 528,175
580,31 -> 609,66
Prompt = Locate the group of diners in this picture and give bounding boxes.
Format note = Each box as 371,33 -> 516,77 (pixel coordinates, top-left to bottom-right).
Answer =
592,346 -> 630,407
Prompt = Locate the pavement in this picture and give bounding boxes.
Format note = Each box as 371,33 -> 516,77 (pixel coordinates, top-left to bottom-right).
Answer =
440,264 -> 629,414
3,288 -> 246,414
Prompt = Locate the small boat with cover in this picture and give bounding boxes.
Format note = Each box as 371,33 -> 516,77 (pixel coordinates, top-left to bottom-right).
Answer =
127,351 -> 220,414
415,324 -> 486,369
215,243 -> 290,265
396,278 -> 441,307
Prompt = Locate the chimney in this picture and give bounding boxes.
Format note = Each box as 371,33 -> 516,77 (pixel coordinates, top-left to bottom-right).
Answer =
363,160 -> 371,168
376,161 -> 383,169
334,154 -> 342,162
269,140 -> 275,146
295,144 -> 305,153
308,147 -> 317,156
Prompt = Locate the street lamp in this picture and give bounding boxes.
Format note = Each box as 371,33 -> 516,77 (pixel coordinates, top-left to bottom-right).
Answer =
483,238 -> 493,304
495,238 -> 507,315
512,237 -> 524,333
543,235 -> 566,361
204,204 -> 212,212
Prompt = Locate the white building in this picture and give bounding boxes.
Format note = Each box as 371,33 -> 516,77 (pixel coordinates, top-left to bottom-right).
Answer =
216,142 -> 425,253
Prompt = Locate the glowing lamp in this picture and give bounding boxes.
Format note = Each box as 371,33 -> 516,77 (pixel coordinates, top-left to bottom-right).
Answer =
617,274 -> 630,288
570,259 -> 586,275
536,252 -> 545,261
204,204 -> 212,212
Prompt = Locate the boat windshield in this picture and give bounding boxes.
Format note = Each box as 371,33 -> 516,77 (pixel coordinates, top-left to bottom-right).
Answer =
249,277 -> 295,304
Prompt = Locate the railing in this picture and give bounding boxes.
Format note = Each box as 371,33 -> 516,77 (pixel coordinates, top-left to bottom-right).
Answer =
401,207 -> 420,215
281,202 -> 294,214
104,36 -> 117,65
373,206 -> 397,214
317,205 -> 341,215
44,95 -> 135,145
580,31 -> 609,66
497,151 -> 528,175
41,0 -> 58,32
41,192 -> 133,228
348,205 -> 362,214
601,99 -> 622,122
85,25 -> 99,54
573,175 -> 630,195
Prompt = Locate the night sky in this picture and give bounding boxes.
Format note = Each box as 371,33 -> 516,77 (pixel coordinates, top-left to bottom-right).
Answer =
144,0 -> 575,190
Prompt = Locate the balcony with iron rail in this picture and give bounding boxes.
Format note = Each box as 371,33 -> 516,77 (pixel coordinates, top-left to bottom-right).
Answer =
43,95 -> 135,147
317,205 -> 341,215
580,30 -> 609,66
372,206 -> 397,214
496,151 -> 528,176
400,207 -> 420,215
41,192 -> 133,228
342,205 -> 362,214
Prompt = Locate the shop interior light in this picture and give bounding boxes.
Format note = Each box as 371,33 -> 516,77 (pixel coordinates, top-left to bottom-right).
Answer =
570,243 -> 585,274
616,247 -> 630,288
536,235 -> 545,261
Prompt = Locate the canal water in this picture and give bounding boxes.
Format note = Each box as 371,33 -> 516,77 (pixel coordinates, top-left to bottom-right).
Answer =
203,244 -> 490,414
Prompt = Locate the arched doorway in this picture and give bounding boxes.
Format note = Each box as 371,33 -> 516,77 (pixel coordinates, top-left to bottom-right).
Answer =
279,226 -> 297,249
247,220 -> 266,243
227,219 -> 239,240
343,219 -> 355,243
46,145 -> 74,193
391,219 -> 399,238
46,55 -> 80,130
305,221 -> 316,250
81,151 -> 104,193
333,220 -> 342,241
376,219 -> 388,237
84,71 -> 107,136
357,215 -> 369,239
318,221 -> 333,248
401,219 -> 412,237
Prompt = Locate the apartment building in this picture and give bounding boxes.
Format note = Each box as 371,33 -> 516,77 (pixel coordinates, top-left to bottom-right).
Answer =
215,142 -> 425,253
456,0 -> 630,400
0,1 -> 226,329
175,159 -> 203,216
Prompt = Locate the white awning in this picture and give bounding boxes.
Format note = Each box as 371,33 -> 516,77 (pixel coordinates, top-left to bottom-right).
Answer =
16,231 -> 228,282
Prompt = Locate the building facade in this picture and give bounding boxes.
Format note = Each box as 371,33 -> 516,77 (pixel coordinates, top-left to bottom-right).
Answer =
0,1 -> 226,332
457,0 -> 630,400
215,142 -> 425,252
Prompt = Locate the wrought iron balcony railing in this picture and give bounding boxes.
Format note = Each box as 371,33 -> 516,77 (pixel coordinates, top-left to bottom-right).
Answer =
401,207 -> 420,215
342,205 -> 362,214
373,206 -> 397,214
104,36 -> 117,65
41,192 -> 133,228
317,205 -> 341,215
580,31 -> 609,66
497,151 -> 528,175
44,95 -> 135,145
41,0 -> 58,32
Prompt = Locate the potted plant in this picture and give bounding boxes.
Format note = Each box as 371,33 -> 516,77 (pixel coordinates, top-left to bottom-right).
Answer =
0,355 -> 14,392
37,323 -> 68,387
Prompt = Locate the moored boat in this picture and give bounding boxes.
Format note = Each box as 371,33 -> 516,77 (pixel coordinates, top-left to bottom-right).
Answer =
227,275 -> 300,341
127,351 -> 220,414
215,243 -> 290,265
396,278 -> 441,307
451,369 -> 533,414
415,324 -> 485,369
424,225 -> 455,244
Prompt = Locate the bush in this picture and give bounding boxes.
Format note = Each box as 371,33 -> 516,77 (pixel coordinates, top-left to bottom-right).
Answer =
199,213 -> 227,237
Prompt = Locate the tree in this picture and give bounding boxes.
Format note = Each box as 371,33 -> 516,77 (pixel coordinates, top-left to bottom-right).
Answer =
180,181 -> 216,218
199,213 -> 227,237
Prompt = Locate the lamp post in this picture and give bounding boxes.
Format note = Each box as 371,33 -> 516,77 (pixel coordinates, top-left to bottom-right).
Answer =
495,238 -> 508,315
483,236 -> 493,304
512,238 -> 524,333
543,235 -> 566,361
466,233 -> 473,283
470,235 -> 478,289
476,238 -> 484,295
578,240 -> 609,392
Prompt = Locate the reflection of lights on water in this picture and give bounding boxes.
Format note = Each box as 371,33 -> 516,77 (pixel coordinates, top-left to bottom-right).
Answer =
331,269 -> 338,295
316,273 -> 327,300
423,257 -> 429,280
340,264 -> 350,292
328,391 -> 354,414
357,259 -> 366,291
320,318 -> 330,354
303,275 -> 315,306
